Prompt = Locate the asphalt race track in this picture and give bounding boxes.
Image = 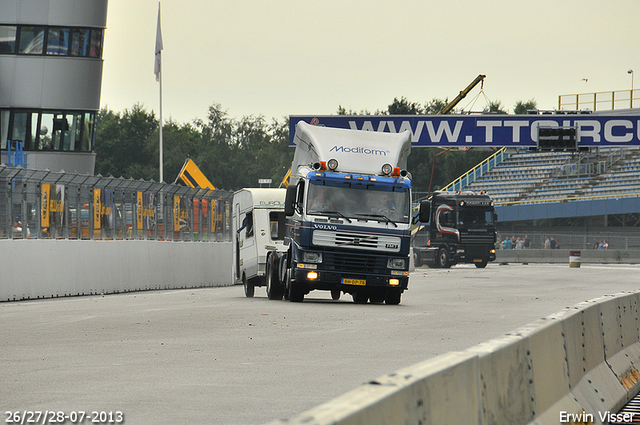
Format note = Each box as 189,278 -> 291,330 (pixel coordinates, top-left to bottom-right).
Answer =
2,264 -> 640,424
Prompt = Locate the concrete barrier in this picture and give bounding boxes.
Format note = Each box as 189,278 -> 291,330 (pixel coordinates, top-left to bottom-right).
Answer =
264,291 -> 640,425
496,249 -> 640,264
0,239 -> 234,301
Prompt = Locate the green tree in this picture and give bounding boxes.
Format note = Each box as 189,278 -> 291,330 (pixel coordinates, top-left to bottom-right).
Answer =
424,98 -> 449,114
195,104 -> 239,190
195,104 -> 292,190
95,104 -> 158,180
514,99 -> 538,114
387,97 -> 425,115
483,100 -> 508,114
149,119 -> 203,184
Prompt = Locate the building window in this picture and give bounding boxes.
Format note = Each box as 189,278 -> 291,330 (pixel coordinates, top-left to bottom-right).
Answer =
9,111 -> 39,151
0,109 -> 95,153
83,112 -> 95,151
89,30 -> 102,58
0,25 -> 103,58
0,25 -> 17,53
47,28 -> 70,55
70,29 -> 90,56
18,26 -> 45,54
1,110 -> 10,150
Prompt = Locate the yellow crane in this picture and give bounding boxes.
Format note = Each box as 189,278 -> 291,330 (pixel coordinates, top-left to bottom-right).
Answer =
279,168 -> 291,187
175,158 -> 215,190
438,74 -> 486,115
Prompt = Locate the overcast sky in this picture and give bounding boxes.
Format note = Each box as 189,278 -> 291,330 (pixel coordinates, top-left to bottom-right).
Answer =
100,0 -> 640,124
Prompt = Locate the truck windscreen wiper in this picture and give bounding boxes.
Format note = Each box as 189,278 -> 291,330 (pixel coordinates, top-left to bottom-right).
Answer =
353,213 -> 398,227
311,210 -> 352,223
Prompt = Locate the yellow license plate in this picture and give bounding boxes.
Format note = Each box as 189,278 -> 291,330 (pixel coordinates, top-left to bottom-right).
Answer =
342,278 -> 366,286
473,259 -> 484,263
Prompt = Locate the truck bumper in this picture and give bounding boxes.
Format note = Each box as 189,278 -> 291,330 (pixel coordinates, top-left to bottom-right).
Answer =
454,245 -> 496,264
292,268 -> 409,292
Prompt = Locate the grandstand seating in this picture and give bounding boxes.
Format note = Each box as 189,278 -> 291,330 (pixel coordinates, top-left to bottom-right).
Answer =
463,147 -> 640,204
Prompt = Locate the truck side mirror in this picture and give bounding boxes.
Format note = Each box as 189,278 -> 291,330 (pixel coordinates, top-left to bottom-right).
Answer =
277,212 -> 286,239
419,200 -> 431,222
284,185 -> 297,216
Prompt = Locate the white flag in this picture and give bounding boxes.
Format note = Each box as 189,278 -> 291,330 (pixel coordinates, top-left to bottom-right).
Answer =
154,3 -> 163,82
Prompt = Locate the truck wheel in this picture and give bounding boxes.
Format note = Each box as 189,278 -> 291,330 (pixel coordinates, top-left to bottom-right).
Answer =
437,248 -> 451,268
266,255 -> 284,300
385,289 -> 402,305
280,257 -> 289,300
288,272 -> 304,302
369,290 -> 385,304
330,289 -> 341,301
352,291 -> 368,304
475,261 -> 488,268
243,273 -> 254,298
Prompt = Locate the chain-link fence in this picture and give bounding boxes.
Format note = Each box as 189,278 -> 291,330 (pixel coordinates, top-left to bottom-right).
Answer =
496,231 -> 640,251
0,165 -> 233,242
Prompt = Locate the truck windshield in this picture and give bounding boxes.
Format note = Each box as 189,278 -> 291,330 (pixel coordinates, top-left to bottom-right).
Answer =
306,182 -> 410,224
457,209 -> 495,227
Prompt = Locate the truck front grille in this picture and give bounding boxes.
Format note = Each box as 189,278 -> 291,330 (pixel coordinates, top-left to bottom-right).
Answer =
460,233 -> 495,245
322,252 -> 387,274
312,230 -> 401,253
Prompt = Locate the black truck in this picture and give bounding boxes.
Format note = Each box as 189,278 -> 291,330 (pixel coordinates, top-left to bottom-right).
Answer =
415,191 -> 497,268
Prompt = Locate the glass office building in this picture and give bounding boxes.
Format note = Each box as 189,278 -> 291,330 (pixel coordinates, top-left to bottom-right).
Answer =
0,0 -> 108,174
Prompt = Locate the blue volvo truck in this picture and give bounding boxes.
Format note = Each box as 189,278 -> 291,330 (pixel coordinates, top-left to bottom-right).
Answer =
265,121 -> 426,304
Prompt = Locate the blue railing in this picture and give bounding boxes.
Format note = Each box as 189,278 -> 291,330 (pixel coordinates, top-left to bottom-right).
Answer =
442,147 -> 509,192
6,141 -> 28,168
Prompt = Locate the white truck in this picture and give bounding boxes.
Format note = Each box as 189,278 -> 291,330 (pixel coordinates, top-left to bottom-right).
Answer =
266,121 -> 424,304
232,188 -> 287,297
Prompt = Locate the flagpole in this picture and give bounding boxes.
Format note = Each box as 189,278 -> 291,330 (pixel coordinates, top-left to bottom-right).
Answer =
159,53 -> 163,183
156,2 -> 164,183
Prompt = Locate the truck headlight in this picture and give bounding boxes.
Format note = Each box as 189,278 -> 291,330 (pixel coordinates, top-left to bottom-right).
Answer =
387,258 -> 406,269
303,252 -> 323,263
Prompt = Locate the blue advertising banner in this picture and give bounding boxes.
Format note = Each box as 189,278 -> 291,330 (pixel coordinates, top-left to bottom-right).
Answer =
289,115 -> 640,147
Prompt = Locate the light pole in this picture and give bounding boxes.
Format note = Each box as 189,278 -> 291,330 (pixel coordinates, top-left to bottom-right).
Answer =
629,69 -> 634,108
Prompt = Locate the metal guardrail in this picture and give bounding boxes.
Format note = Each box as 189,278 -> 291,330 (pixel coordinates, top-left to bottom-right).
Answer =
0,165 -> 233,242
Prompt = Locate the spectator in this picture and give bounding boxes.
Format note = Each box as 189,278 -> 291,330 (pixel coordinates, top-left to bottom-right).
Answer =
524,235 -> 532,249
549,237 -> 557,249
504,237 -> 512,250
544,237 -> 550,249
592,239 -> 599,249
603,240 -> 609,250
515,237 -> 524,250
